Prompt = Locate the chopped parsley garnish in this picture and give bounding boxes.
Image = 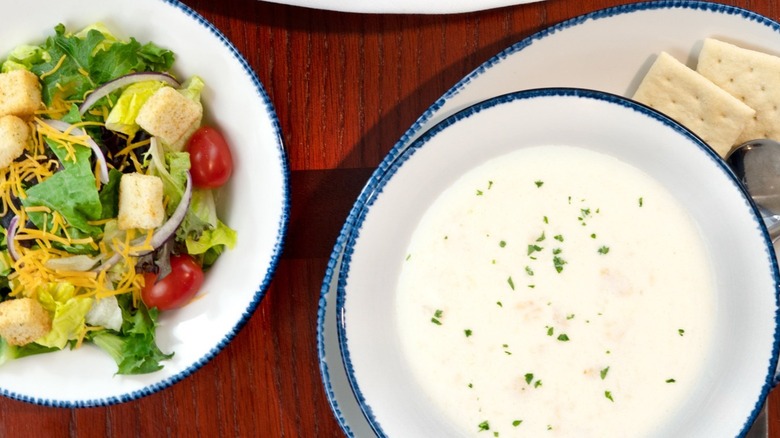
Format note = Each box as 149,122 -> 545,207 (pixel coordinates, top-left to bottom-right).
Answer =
525,266 -> 534,276
507,276 -> 515,290
468,383 -> 473,388
534,380 -> 542,388
557,334 -> 570,342
476,189 -> 484,196
536,231 -> 546,242
488,180 -> 493,189
666,378 -> 676,383
639,197 -> 644,207
527,244 -> 543,255
535,180 -> 544,188
512,420 -> 523,427
580,208 -> 591,218
496,301 -> 503,307
554,234 -> 564,242
543,216 -> 549,224
566,314 -> 575,320
552,248 -> 562,255
605,391 -> 614,402
499,240 -> 506,248
465,329 -> 473,337
678,329 -> 685,336
527,284 -> 535,289
478,421 -> 490,431
431,309 -> 443,325
590,233 -> 597,239
405,254 -> 411,261
546,326 -> 554,336
553,256 -> 567,273
524,373 -> 534,384
598,246 -> 610,255
600,366 -> 610,380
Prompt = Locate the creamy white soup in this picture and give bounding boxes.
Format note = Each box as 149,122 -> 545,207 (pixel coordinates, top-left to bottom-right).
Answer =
395,145 -> 715,437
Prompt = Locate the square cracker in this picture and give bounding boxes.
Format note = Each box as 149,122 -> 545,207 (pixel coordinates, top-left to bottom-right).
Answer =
697,38 -> 780,145
632,51 -> 755,157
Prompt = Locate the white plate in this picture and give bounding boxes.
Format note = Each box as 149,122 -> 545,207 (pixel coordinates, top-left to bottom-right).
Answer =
0,0 -> 289,406
261,0 -> 544,15
317,1 -> 780,436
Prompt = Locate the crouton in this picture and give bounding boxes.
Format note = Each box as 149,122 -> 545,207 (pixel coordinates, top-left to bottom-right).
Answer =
0,70 -> 42,118
118,173 -> 165,230
0,115 -> 29,169
135,86 -> 202,150
0,298 -> 51,346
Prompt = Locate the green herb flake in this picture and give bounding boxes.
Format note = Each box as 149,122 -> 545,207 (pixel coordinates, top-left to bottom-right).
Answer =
678,329 -> 685,336
639,197 -> 644,207
605,391 -> 614,402
527,284 -> 536,289
468,383 -> 473,388
512,420 -> 523,427
534,380 -> 543,388
525,266 -> 534,276
553,256 -> 567,273
557,334 -> 570,342
476,189 -> 484,196
499,240 -> 506,248
598,246 -> 610,255
496,301 -> 503,307
600,366 -> 610,380
488,180 -> 494,190
554,234 -> 564,242
527,244 -> 543,255
507,276 -> 515,290
543,216 -> 549,224
431,309 -> 443,325
535,180 -> 544,188
666,378 -> 676,383
405,254 -> 411,261
524,373 -> 534,384
590,233 -> 597,239
552,248 -> 562,255
566,314 -> 575,320
536,231 -> 546,242
546,326 -> 554,336
465,329 -> 473,337
478,421 -> 490,431
494,432 -> 499,437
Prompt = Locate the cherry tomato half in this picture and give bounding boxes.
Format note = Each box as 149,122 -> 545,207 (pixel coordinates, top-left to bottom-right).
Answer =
141,254 -> 205,311
186,126 -> 234,189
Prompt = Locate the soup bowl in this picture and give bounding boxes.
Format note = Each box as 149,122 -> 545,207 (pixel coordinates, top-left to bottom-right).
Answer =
337,88 -> 779,437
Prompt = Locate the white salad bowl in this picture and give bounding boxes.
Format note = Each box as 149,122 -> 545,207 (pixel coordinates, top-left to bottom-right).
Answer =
0,0 -> 288,406
337,88 -> 780,437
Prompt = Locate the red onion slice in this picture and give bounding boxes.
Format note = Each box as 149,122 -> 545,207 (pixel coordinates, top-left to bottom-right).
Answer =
40,119 -> 110,184
92,170 -> 192,272
78,72 -> 180,115
6,215 -> 20,262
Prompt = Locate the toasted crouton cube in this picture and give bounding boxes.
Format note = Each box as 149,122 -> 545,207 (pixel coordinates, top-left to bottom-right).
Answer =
118,173 -> 165,230
0,115 -> 29,169
0,298 -> 51,346
135,86 -> 202,150
0,70 -> 42,118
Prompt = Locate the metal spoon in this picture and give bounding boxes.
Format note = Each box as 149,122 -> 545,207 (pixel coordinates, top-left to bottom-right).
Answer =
726,139 -> 780,242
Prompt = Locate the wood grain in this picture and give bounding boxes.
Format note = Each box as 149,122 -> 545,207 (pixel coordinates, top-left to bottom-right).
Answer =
2,0 -> 780,436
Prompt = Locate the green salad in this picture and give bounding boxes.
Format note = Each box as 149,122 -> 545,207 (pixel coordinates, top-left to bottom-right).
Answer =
0,23 -> 236,374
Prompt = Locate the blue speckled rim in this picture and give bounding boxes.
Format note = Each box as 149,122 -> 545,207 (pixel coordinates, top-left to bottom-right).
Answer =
314,1 -> 780,436
336,87 -> 780,438
0,0 -> 290,408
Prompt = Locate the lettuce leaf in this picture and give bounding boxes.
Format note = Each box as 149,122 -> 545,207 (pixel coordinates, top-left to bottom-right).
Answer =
29,24 -> 174,107
186,219 -> 237,255
88,295 -> 172,375
35,283 -> 94,349
22,139 -> 103,236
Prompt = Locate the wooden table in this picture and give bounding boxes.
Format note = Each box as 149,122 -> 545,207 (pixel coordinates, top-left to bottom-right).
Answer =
2,0 -> 780,436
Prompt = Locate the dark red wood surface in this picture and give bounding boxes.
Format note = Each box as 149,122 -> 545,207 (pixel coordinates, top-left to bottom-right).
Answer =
2,0 -> 780,436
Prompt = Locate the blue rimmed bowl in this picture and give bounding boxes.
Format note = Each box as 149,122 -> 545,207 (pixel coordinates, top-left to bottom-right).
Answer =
336,88 -> 779,437
0,0 -> 288,407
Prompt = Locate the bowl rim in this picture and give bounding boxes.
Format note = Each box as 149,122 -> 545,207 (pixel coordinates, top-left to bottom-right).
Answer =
0,0 -> 290,408
335,87 -> 780,437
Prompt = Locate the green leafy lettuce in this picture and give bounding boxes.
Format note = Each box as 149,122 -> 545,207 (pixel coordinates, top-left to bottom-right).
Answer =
35,283 -> 94,349
88,294 -> 172,375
